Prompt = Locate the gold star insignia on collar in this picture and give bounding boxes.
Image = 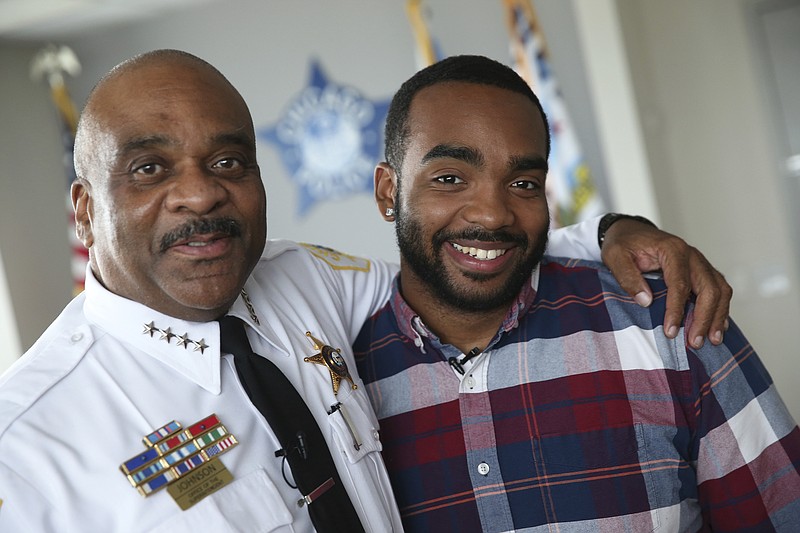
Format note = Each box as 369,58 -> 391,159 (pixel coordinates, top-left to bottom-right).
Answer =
176,333 -> 192,349
303,332 -> 357,396
193,339 -> 209,354
159,327 -> 175,342
142,322 -> 207,354
143,322 -> 157,337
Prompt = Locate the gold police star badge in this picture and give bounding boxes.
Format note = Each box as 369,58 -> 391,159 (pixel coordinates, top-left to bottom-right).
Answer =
303,332 -> 357,395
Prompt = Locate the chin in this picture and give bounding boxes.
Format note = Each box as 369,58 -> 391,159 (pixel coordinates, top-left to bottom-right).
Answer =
168,282 -> 241,318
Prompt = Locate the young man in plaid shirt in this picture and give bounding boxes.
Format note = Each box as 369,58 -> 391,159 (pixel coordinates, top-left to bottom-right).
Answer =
355,55 -> 800,531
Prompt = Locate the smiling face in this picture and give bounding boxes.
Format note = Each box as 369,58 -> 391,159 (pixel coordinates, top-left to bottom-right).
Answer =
379,82 -> 549,315
71,54 -> 266,321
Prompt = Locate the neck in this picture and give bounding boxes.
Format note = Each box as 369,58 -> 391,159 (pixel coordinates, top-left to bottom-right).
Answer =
398,269 -> 511,354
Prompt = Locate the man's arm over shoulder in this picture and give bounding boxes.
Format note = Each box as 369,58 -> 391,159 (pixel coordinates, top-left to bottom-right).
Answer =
550,214 -> 732,347
547,215 -> 603,260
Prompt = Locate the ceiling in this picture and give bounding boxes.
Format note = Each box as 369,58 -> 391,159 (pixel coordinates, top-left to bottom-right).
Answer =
0,0 -> 211,40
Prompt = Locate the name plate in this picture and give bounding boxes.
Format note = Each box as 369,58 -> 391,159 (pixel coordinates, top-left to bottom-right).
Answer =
167,457 -> 234,510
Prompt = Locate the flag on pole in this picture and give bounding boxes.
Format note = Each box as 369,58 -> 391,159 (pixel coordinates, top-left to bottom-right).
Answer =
30,45 -> 87,295
406,0 -> 444,69
504,0 -> 605,227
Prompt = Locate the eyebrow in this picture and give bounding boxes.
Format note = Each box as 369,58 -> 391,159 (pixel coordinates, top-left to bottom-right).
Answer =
119,134 -> 173,156
212,131 -> 256,150
509,154 -> 548,173
420,143 -> 548,173
421,144 -> 484,167
118,131 -> 255,156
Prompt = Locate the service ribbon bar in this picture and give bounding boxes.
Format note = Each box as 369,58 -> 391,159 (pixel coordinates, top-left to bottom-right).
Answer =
163,441 -> 199,466
156,431 -> 191,455
139,469 -> 178,496
129,460 -> 168,485
173,452 -> 208,477
119,414 -> 239,497
143,420 -> 182,446
194,426 -> 227,448
121,447 -> 159,475
205,435 -> 238,458
186,414 -> 220,437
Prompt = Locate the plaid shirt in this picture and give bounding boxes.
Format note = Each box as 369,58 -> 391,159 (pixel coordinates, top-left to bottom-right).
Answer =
354,257 -> 800,532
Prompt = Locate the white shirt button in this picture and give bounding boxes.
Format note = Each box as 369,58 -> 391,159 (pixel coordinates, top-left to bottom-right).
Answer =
372,429 -> 380,441
70,333 -> 84,343
477,462 -> 490,476
465,376 -> 476,389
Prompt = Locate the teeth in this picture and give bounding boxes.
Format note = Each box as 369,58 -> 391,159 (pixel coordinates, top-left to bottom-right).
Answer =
452,243 -> 506,260
186,241 -> 209,247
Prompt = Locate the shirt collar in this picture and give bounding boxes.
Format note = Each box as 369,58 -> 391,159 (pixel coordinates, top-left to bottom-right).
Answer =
389,265 -> 541,350
82,268 -> 252,395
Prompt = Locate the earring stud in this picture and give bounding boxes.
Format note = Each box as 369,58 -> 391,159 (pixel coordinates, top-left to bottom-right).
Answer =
385,208 -> 395,217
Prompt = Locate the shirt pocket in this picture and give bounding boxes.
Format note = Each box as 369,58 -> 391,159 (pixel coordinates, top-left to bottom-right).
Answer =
538,422 -> 646,468
328,388 -> 398,532
537,423 -> 667,532
148,468 -> 293,533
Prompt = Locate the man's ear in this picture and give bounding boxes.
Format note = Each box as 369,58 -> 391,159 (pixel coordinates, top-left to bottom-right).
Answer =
71,179 -> 94,249
374,162 -> 398,221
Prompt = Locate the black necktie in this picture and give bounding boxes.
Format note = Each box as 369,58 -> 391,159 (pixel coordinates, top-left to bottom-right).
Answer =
218,316 -> 365,533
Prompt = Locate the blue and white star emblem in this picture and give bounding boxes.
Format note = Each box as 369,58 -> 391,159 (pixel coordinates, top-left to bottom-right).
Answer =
259,60 -> 390,216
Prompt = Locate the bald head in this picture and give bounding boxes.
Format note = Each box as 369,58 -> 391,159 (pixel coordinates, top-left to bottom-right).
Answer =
74,49 -> 252,181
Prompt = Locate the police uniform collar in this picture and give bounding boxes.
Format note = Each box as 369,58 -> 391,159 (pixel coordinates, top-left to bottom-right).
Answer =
82,270 -> 223,394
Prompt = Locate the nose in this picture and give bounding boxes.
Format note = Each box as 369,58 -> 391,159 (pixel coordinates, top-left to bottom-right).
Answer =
461,181 -> 514,230
165,163 -> 228,215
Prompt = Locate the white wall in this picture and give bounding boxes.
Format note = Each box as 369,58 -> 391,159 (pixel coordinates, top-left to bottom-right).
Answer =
572,0 -> 659,223
617,0 -> 800,418
0,44 -> 74,360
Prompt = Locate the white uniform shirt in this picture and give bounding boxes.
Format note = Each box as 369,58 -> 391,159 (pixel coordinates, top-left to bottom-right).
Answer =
0,219 -> 601,532
0,240 -> 400,532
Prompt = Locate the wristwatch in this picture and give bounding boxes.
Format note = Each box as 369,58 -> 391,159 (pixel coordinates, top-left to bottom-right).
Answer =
597,213 -> 657,248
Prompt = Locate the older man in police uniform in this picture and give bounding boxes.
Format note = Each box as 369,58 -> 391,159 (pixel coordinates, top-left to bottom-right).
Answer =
0,50 -> 731,532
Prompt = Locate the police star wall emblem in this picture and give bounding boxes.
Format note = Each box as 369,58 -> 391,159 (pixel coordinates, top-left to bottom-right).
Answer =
119,414 -> 238,510
303,331 -> 357,395
258,60 -> 390,216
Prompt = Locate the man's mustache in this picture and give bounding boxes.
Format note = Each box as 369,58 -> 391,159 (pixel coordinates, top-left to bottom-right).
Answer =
432,227 -> 529,248
160,217 -> 242,252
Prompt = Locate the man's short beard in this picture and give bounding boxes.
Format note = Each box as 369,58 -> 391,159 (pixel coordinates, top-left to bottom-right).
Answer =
394,199 -> 549,313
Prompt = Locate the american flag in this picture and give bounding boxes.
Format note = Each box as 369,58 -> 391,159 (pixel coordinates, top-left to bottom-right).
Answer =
31,45 -> 87,295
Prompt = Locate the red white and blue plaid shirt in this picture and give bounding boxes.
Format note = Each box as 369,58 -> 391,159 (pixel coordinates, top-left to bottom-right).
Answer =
354,257 -> 800,532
